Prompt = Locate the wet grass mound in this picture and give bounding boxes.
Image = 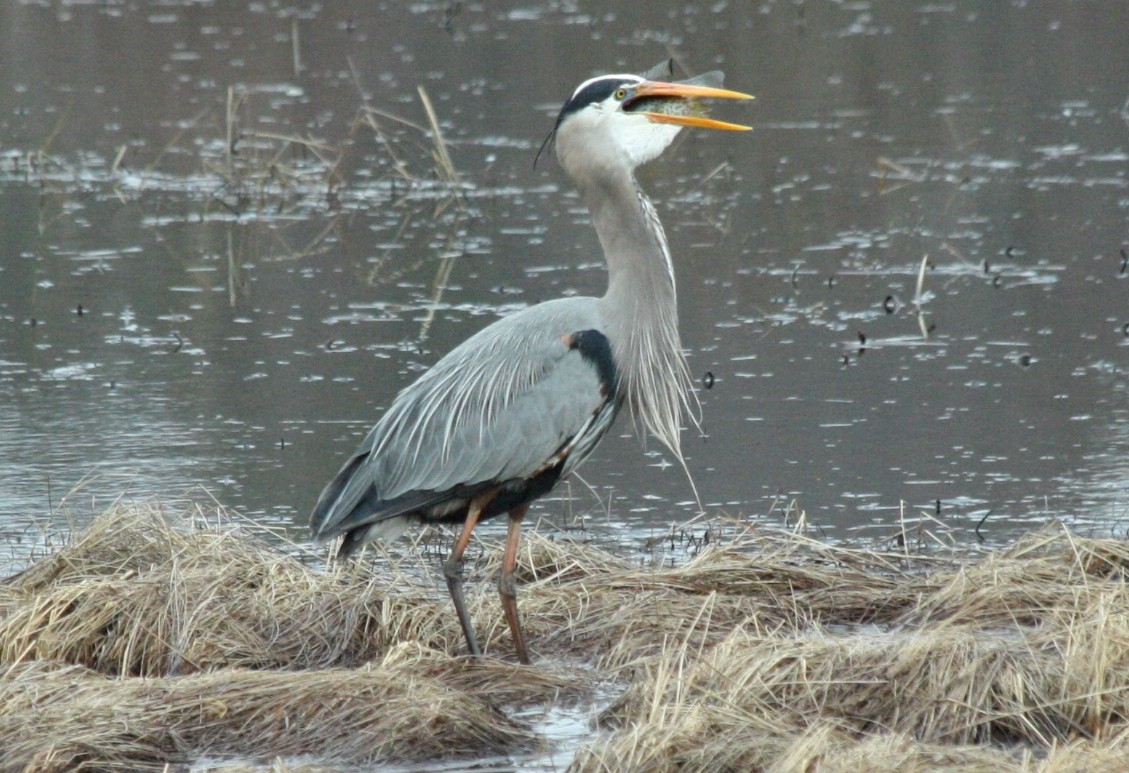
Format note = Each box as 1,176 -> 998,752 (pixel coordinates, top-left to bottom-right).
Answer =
0,502 -> 562,772
2,500 -> 1129,771
551,531 -> 1129,771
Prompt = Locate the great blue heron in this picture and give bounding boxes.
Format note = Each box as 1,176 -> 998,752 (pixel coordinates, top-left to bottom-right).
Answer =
312,61 -> 752,663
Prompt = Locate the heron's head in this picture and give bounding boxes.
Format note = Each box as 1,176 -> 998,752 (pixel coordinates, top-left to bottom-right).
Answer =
547,68 -> 752,180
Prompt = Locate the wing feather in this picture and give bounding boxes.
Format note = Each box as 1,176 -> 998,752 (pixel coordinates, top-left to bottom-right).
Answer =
311,297 -> 614,541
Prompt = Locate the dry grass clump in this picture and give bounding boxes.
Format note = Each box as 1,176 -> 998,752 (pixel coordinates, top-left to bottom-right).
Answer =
557,528 -> 1129,772
0,660 -> 176,773
0,500 -> 563,770
163,651 -> 534,763
509,526 -> 934,663
0,648 -> 537,772
5,499 -> 1129,770
0,500 -> 454,674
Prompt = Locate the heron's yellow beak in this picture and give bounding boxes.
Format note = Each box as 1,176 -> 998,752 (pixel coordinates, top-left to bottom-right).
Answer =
629,81 -> 754,131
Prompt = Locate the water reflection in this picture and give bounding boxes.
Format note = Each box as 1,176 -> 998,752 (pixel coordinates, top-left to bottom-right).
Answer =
2,1 -> 1128,565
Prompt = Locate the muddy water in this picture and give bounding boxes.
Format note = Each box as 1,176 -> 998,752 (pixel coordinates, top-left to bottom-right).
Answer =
1,1 -> 1128,561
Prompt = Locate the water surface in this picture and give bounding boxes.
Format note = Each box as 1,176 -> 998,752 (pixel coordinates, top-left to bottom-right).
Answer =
2,1 -> 1128,565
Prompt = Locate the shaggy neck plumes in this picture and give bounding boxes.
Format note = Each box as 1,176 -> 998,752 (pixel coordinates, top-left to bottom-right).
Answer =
582,170 -> 698,461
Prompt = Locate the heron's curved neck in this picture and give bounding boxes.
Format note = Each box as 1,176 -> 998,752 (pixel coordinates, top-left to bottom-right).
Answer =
585,173 -> 676,311
578,169 -> 695,459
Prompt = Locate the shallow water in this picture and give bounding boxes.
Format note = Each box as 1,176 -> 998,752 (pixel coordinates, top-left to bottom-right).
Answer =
2,0 -> 1128,562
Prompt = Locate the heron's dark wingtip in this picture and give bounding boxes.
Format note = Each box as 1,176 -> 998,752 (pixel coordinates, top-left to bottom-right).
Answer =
309,502 -> 335,542
309,451 -> 373,540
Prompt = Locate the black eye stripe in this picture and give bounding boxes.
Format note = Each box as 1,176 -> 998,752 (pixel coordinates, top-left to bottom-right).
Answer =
558,77 -> 640,122
574,80 -> 620,106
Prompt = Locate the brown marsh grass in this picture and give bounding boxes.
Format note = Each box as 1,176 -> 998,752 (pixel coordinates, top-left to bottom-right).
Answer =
2,498 -> 1128,771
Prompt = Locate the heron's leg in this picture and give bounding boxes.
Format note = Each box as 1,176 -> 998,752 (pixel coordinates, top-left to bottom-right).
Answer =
442,494 -> 490,657
499,503 -> 531,665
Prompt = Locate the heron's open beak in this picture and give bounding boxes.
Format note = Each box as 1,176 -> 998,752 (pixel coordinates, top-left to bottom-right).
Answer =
631,81 -> 754,131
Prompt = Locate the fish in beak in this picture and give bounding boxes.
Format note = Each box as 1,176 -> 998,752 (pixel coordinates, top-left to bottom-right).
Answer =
624,79 -> 754,131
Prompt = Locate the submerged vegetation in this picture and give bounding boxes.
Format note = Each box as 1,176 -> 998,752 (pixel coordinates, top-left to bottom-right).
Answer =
2,499 -> 1129,771
4,76 -> 475,310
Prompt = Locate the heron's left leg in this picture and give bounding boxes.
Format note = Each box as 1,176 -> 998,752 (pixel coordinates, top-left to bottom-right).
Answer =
443,493 -> 492,658
499,503 -> 531,665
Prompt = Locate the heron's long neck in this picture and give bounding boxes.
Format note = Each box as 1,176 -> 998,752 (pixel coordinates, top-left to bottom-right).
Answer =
582,171 -> 696,459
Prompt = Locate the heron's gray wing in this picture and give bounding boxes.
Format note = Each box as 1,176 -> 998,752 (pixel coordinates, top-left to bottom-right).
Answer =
311,298 -> 614,540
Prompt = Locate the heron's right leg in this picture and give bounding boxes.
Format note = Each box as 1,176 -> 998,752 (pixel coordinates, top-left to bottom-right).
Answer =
499,503 -> 531,665
442,493 -> 491,657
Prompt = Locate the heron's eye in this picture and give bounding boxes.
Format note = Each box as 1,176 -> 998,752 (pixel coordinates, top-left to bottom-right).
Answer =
614,88 -> 628,101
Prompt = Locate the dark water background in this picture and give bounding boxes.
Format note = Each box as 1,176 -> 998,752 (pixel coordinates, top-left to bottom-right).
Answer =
2,1 -> 1128,566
